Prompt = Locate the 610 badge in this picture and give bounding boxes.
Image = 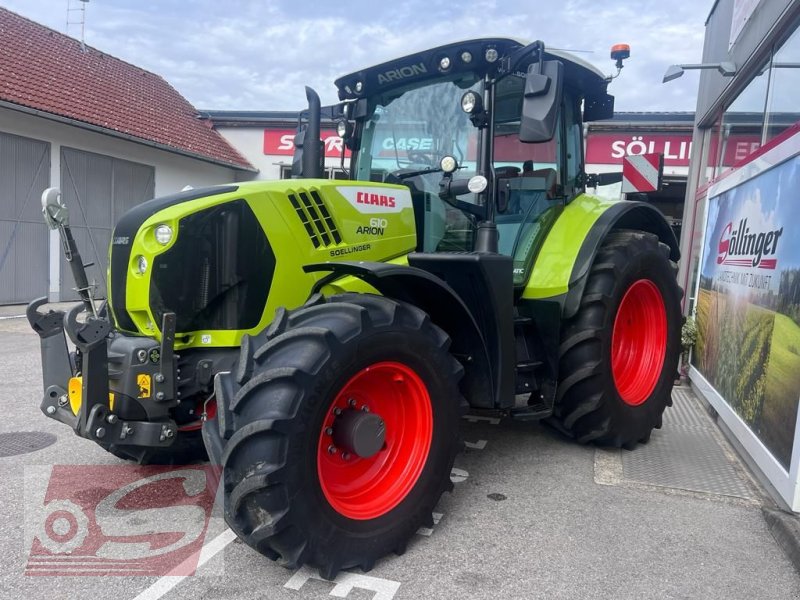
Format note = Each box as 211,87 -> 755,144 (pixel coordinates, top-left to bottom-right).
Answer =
356,217 -> 388,236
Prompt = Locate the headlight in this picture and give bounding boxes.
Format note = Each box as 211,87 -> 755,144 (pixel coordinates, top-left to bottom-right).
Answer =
336,119 -> 351,139
461,91 -> 482,114
135,255 -> 148,275
439,56 -> 451,71
440,156 -> 458,174
485,48 -> 499,63
154,224 -> 173,245
460,51 -> 473,64
468,175 -> 488,194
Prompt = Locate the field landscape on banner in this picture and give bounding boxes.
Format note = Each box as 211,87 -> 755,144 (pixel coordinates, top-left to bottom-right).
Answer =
693,156 -> 800,470
694,289 -> 800,467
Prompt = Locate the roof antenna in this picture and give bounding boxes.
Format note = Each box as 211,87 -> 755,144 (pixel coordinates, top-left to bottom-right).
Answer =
66,0 -> 90,51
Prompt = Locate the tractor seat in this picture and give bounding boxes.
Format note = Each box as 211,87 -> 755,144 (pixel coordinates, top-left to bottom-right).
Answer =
522,168 -> 557,199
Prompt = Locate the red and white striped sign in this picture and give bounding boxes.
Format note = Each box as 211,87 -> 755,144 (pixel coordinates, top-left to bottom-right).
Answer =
621,153 -> 663,193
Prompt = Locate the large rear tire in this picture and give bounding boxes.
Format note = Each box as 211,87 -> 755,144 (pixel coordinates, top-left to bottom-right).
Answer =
552,230 -> 681,448
204,293 -> 463,579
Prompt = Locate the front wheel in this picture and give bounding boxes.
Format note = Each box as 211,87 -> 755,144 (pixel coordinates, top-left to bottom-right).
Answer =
204,293 -> 464,579
552,230 -> 682,448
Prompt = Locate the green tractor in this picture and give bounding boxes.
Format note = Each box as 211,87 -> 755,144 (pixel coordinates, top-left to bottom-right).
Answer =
29,38 -> 681,578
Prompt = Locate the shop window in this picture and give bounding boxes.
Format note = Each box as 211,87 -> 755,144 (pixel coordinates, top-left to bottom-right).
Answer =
718,61 -> 769,170
701,123 -> 723,183
686,192 -> 708,314
765,26 -> 800,143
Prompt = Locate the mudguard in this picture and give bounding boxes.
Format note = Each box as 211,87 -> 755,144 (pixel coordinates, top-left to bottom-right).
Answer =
523,195 -> 679,318
304,260 -> 503,409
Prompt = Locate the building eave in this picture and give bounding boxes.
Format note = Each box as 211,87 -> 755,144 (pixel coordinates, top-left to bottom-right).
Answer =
0,100 -> 258,173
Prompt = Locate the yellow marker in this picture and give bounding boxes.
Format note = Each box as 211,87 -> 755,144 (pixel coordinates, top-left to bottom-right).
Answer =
66,376 -> 116,416
68,376 -> 83,416
137,373 -> 151,398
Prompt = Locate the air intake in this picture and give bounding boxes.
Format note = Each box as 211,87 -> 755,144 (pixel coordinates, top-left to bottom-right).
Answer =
288,190 -> 342,248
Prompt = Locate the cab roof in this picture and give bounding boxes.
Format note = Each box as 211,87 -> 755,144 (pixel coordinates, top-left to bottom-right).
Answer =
334,37 -> 610,101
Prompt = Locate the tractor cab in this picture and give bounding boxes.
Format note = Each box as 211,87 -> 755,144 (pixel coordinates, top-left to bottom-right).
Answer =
299,38 -> 617,285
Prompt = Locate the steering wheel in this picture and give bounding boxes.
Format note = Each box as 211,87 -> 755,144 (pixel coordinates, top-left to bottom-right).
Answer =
406,150 -> 436,166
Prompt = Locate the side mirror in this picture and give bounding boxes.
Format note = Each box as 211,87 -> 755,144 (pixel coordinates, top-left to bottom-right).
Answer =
524,71 -> 551,97
519,60 -> 564,143
41,187 -> 68,230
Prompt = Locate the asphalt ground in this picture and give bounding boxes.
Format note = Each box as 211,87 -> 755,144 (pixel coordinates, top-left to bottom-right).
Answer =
1,304 -> 799,599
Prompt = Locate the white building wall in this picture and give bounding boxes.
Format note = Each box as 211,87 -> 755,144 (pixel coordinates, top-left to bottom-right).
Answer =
217,126 -> 344,181
216,128 -> 278,180
0,108 -> 239,196
0,106 -> 242,302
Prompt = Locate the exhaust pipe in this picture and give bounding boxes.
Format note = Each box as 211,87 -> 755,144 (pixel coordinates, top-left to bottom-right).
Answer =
291,86 -> 323,179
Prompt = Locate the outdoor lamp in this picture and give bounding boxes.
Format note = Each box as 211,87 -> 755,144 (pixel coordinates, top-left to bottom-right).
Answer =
663,62 -> 737,83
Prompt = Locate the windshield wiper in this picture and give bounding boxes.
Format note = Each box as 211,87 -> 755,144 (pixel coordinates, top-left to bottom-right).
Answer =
392,167 -> 444,180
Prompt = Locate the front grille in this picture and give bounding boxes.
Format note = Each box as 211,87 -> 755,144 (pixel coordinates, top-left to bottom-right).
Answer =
150,199 -> 275,332
289,190 -> 342,248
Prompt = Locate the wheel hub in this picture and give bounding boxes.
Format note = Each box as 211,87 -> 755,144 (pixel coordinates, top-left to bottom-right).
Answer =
332,409 -> 386,458
317,361 -> 433,520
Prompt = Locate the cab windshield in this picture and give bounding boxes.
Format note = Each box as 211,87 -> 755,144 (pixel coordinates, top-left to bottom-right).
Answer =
353,76 -> 482,252
352,71 -> 570,268
354,76 -> 482,182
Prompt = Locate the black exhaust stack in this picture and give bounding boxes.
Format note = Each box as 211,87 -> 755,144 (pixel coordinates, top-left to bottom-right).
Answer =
291,86 -> 323,179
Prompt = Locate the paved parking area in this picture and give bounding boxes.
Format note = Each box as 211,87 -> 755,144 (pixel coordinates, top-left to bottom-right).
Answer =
1,307 -> 798,599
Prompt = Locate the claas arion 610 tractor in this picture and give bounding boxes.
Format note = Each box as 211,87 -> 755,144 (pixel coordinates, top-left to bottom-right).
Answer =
29,39 -> 681,578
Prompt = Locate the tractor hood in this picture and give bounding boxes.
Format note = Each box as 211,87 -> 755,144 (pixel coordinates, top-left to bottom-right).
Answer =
106,180 -> 416,349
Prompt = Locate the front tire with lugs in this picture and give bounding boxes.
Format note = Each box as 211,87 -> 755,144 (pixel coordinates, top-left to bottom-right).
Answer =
203,293 -> 463,579
553,230 -> 681,448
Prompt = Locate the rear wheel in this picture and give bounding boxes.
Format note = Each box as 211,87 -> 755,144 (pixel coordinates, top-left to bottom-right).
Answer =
552,230 -> 681,448
204,293 -> 463,579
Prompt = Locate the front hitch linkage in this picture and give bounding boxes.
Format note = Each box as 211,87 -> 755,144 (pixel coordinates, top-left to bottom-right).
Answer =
28,298 -> 179,448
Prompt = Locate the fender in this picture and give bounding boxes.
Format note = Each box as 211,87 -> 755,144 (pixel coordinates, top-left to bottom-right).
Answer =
522,195 -> 679,319
304,260 -> 499,409
563,201 -> 680,318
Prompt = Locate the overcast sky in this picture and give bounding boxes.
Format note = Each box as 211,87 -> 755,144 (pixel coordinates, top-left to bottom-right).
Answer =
2,0 -> 711,113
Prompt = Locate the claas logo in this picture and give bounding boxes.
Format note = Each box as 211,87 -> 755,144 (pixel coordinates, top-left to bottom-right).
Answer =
356,191 -> 395,208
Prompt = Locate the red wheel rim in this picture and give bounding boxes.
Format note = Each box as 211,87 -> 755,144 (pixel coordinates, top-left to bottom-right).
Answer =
611,279 -> 668,406
317,361 -> 433,520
